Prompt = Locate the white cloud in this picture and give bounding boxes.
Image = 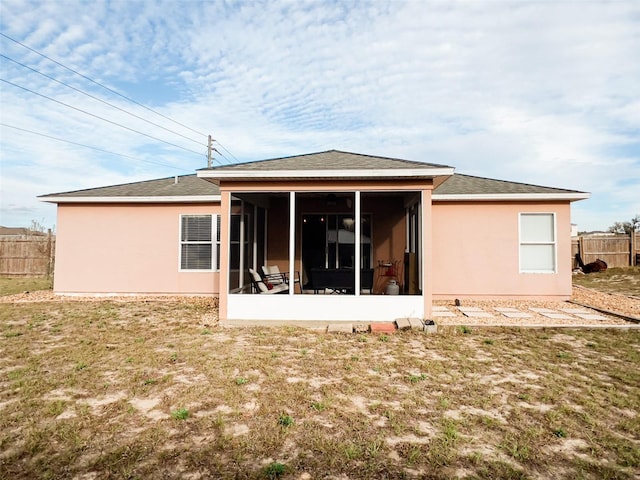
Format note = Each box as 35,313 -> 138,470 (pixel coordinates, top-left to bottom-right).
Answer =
1,0 -> 639,232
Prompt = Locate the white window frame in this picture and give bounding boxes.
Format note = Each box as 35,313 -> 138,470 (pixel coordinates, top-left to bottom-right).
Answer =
179,214 -> 219,272
519,212 -> 557,274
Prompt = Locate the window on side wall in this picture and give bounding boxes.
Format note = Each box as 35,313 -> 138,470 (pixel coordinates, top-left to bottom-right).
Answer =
180,214 -> 218,271
519,213 -> 556,273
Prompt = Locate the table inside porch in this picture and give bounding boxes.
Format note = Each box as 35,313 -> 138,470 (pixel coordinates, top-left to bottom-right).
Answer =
307,268 -> 374,294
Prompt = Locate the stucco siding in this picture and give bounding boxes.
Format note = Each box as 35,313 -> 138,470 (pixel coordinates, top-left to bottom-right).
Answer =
54,204 -> 220,295
431,201 -> 573,299
362,196 -> 407,269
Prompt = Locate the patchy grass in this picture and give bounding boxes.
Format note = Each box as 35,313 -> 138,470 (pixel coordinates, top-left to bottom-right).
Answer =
573,267 -> 640,296
262,461 -> 287,479
1,300 -> 639,479
0,276 -> 52,296
171,408 -> 189,420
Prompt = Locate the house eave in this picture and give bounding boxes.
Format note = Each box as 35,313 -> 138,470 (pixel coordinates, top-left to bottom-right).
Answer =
39,195 -> 222,204
197,168 -> 455,181
432,193 -> 591,202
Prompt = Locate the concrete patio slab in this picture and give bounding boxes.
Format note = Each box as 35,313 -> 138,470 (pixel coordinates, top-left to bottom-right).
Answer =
561,308 -> 591,314
538,312 -> 574,319
573,313 -> 609,320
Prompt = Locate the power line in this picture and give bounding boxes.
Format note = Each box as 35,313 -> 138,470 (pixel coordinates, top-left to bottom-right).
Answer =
1,31 -> 243,166
0,31 -> 208,138
215,140 -> 242,164
212,147 -> 233,165
0,54 -> 207,148
0,78 -> 205,157
1,123 -> 191,172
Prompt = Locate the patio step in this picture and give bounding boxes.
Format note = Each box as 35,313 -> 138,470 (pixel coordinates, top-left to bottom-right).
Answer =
395,317 -> 424,330
370,322 -> 397,334
326,323 -> 354,334
323,321 -> 437,335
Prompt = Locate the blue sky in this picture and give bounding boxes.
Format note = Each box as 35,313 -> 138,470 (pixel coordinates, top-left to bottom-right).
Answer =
1,0 -> 638,232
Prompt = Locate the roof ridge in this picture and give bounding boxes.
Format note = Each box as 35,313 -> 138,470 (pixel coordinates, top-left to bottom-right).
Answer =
204,149 -> 452,170
330,149 -> 450,168
213,150 -> 336,168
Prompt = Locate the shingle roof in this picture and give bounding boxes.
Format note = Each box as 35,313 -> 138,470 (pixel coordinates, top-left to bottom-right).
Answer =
40,175 -> 219,199
40,152 -> 588,202
433,174 -> 586,196
205,150 -> 452,171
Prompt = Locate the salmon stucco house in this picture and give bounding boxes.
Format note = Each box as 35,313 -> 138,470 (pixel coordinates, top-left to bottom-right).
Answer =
40,150 -> 589,322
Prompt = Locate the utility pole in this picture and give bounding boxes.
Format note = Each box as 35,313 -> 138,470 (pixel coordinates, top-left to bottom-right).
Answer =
207,134 -> 213,168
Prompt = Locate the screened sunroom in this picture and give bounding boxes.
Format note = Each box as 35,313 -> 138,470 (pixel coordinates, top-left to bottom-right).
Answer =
216,188 -> 430,321
197,150 -> 454,321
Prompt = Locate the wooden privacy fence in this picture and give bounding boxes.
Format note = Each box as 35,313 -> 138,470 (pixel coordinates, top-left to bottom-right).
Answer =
3,232 -> 637,276
0,233 -> 55,277
571,233 -> 640,269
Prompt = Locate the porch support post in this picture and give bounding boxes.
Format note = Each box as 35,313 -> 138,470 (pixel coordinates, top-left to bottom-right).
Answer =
253,205 -> 258,270
219,189 -> 231,320
239,200 -> 245,290
421,188 -> 433,320
289,191 -> 295,295
264,209 -> 268,264
355,191 -> 361,296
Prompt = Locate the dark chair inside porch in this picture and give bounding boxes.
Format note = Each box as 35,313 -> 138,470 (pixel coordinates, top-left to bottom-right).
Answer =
308,268 -> 374,294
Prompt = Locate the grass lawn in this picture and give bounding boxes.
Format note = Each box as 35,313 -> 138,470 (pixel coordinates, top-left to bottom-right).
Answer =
0,277 -> 52,296
1,300 -> 639,479
573,267 -> 640,297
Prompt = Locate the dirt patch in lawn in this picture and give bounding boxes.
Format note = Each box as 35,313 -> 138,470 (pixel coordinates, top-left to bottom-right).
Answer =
1,299 -> 639,479
572,266 -> 640,297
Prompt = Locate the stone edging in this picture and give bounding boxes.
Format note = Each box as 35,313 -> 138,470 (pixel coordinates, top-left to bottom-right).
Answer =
567,300 -> 640,324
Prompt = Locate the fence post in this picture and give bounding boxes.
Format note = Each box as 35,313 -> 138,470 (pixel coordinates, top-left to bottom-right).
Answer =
578,236 -> 584,263
46,229 -> 53,278
632,232 -> 637,267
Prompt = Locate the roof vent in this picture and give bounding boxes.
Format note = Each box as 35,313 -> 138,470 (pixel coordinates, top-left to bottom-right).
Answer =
174,176 -> 179,184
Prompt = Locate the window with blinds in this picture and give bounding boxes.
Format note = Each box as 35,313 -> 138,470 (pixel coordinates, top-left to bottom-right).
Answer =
519,213 -> 556,273
180,215 -> 217,270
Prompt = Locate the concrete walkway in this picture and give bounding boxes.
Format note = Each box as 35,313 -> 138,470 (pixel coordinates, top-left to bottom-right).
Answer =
218,302 -> 639,332
433,305 -> 611,321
